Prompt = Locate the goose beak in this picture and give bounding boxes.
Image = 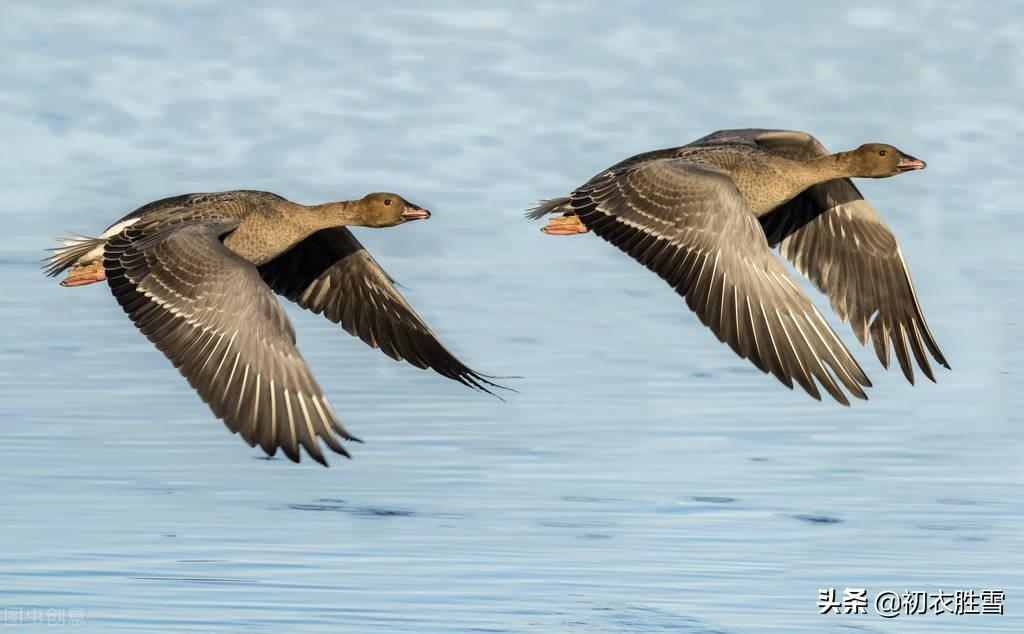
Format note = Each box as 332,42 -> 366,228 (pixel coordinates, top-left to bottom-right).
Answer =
896,153 -> 926,172
401,203 -> 431,221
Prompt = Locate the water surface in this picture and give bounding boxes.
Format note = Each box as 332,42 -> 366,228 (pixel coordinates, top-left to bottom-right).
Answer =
2,1 -> 1022,631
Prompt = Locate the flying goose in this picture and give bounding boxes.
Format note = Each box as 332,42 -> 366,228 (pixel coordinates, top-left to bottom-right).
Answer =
47,190 -> 503,465
528,128 -> 948,404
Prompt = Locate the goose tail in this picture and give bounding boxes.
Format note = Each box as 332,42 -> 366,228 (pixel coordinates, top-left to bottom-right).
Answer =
524,196 -> 572,220
43,234 -> 105,277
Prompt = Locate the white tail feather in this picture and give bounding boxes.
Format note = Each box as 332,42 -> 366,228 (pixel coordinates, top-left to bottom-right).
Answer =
43,234 -> 105,277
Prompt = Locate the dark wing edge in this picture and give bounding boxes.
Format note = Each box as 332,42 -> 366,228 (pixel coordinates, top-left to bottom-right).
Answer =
769,191 -> 949,383
569,158 -> 872,405
105,219 -> 359,466
258,228 -> 511,398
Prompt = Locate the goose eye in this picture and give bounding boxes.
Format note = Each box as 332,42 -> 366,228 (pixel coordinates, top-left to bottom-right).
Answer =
878,150 -> 887,157
384,199 -> 392,206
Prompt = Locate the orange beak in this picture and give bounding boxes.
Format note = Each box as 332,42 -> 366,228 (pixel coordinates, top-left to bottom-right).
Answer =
896,153 -> 926,171
401,203 -> 431,220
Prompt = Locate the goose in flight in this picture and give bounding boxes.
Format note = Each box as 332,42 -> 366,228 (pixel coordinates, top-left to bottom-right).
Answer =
528,129 -> 947,404
47,190 -> 503,465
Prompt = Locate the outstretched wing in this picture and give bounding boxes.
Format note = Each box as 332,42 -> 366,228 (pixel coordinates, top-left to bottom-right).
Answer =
104,219 -> 357,466
703,129 -> 948,383
258,227 -> 504,395
569,158 -> 872,404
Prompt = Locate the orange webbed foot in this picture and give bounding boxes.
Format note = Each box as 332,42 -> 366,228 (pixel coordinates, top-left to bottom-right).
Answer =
61,261 -> 107,287
541,214 -> 590,236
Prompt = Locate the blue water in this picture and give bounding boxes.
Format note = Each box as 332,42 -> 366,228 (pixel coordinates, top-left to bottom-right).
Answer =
2,1 -> 1022,631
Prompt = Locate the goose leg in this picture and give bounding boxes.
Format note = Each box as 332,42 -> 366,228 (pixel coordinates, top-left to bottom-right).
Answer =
541,214 -> 590,236
61,261 -> 107,287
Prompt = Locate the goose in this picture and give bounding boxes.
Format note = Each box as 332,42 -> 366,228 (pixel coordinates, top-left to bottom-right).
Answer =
47,190 -> 503,465
528,128 -> 948,404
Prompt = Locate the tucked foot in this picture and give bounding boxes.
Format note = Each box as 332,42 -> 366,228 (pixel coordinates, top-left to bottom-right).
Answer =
541,214 -> 590,236
61,261 -> 107,287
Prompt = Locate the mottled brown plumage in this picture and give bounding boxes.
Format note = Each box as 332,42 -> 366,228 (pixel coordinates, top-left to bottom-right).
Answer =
47,190 -> 501,465
529,128 -> 946,403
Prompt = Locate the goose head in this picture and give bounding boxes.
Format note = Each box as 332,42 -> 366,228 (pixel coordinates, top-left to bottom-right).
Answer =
848,143 -> 926,178
353,192 -> 431,227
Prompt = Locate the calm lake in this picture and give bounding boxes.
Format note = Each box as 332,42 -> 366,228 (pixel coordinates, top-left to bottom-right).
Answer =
1,1 -> 1021,632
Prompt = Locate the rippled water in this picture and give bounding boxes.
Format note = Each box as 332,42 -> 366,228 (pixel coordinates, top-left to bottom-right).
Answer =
2,1 -> 1022,632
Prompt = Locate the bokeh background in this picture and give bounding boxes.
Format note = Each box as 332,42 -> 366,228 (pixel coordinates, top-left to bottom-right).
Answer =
2,1 -> 1021,631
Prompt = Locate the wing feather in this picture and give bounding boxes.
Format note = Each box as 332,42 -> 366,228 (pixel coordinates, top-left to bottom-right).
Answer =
258,228 -> 506,395
104,219 -> 357,465
568,158 -> 871,404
